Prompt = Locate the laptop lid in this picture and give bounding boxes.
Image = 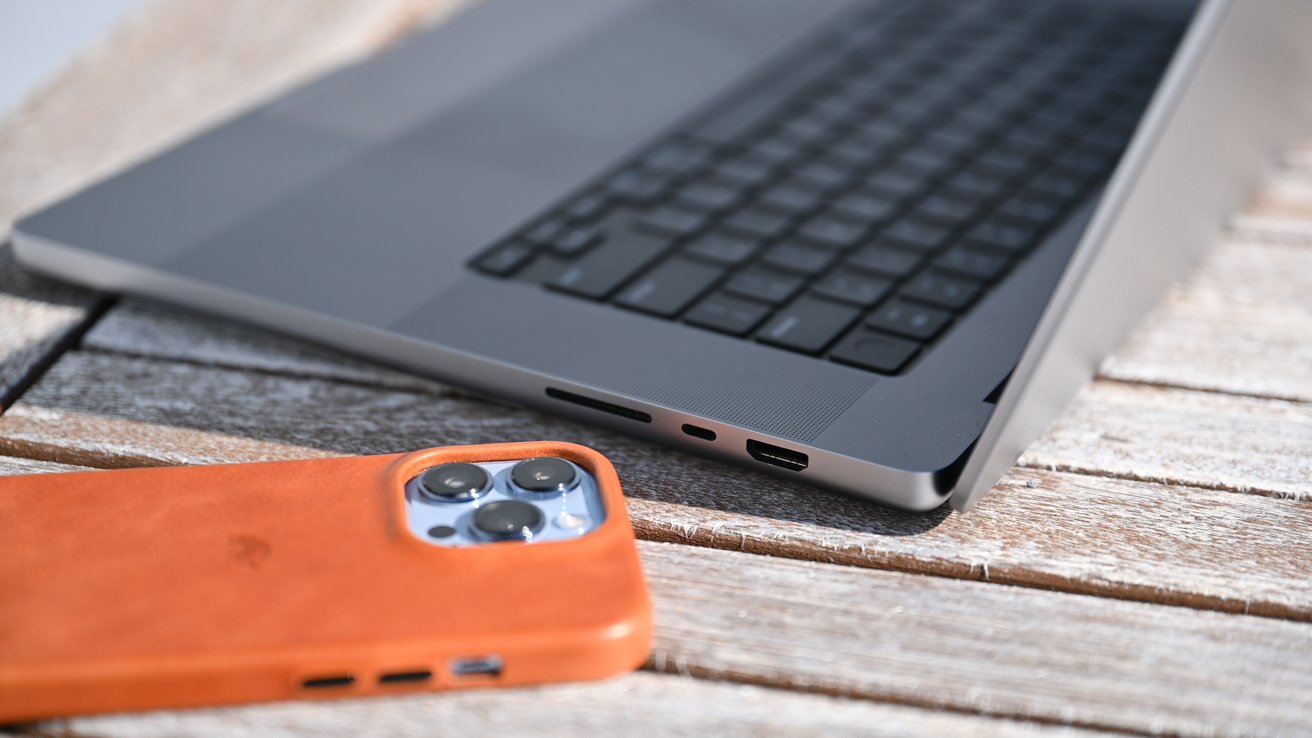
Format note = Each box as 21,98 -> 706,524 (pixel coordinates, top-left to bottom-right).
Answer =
951,0 -> 1312,511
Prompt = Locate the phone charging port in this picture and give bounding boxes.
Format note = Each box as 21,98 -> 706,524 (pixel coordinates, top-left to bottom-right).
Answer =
451,656 -> 503,679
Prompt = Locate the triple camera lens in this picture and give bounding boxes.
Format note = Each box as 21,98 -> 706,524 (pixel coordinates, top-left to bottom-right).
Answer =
414,457 -> 581,542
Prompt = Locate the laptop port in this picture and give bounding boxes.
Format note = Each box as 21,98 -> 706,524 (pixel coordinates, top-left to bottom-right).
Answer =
546,387 -> 652,423
681,423 -> 716,441
746,440 -> 808,471
451,656 -> 503,679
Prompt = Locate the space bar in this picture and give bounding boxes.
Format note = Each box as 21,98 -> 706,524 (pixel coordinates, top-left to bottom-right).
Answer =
546,235 -> 664,300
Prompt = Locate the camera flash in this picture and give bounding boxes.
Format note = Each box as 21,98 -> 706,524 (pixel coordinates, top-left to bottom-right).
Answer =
555,511 -> 590,533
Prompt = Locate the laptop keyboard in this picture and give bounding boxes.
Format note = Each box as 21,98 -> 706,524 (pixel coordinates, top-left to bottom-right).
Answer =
472,0 -> 1188,375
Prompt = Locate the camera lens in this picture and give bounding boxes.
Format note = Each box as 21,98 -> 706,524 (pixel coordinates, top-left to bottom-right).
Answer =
510,457 -> 578,494
471,500 -> 544,541
417,463 -> 490,502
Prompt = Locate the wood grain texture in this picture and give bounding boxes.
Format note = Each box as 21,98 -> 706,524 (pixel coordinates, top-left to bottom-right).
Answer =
0,454 -> 85,476
0,245 -> 101,411
1022,381 -> 1312,500
5,351 -> 1310,622
0,0 -> 469,231
1098,238 -> 1312,402
639,542 -> 1312,738
39,673 -> 1115,738
83,299 -> 448,394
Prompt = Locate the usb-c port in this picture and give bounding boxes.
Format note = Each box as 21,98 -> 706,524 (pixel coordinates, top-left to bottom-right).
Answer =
682,423 -> 716,441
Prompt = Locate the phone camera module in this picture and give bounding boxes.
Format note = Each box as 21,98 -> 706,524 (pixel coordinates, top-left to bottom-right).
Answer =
418,463 -> 491,503
472,500 -> 544,541
509,457 -> 578,495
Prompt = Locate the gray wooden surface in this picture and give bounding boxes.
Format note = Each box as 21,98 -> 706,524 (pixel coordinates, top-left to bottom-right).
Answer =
1,1 -> 1310,736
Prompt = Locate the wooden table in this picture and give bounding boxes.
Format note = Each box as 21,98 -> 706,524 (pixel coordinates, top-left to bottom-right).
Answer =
3,2 -> 1311,736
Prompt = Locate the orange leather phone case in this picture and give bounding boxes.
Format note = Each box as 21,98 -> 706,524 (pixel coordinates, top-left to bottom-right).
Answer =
0,442 -> 651,722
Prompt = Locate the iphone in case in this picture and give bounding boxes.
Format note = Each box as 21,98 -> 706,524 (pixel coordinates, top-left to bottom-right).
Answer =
0,442 -> 652,721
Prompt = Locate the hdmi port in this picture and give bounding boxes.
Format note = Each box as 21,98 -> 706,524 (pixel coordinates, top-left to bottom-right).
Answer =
746,440 -> 808,471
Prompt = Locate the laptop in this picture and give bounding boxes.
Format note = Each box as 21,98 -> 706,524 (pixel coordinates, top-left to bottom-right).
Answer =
12,0 -> 1312,511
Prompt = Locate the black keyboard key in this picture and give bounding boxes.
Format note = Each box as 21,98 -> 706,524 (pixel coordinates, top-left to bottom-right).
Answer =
757,182 -> 826,215
761,243 -> 837,276
547,234 -> 665,300
940,169 -> 1012,203
547,226 -> 603,256
831,192 -> 900,224
848,243 -> 923,278
722,207 -> 792,240
683,231 -> 759,265
524,216 -> 569,245
829,328 -> 920,374
827,133 -> 889,167
997,190 -> 1066,225
475,241 -> 535,276
912,193 -> 983,225
565,192 -> 609,222
605,169 -> 669,205
812,271 -> 893,307
901,271 -> 984,310
966,216 -> 1042,254
882,219 -> 954,252
641,137 -> 714,176
791,159 -> 853,190
1030,168 -> 1089,199
757,296 -> 861,354
615,256 -> 725,318
684,292 -> 773,336
723,266 -> 805,305
675,180 -> 742,213
714,155 -> 774,188
863,166 -> 928,201
749,136 -> 804,167
796,215 -> 867,250
635,205 -> 710,239
894,145 -> 959,177
866,299 -> 952,340
975,147 -> 1037,178
934,246 -> 1012,281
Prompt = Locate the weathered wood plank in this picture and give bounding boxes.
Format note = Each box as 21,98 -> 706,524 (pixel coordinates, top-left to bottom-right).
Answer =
639,543 -> 1312,738
83,300 -> 447,394
1098,238 -> 1312,402
0,0 -> 467,232
0,454 -> 85,476
1021,381 -> 1312,500
39,672 -> 1114,738
0,245 -> 101,411
4,351 -> 1310,622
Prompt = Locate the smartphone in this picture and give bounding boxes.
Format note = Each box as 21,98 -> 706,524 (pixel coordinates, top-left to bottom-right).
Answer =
0,442 -> 651,722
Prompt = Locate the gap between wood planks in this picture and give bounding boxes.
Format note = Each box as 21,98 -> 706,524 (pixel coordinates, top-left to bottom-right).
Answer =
54,344 -> 1312,503
1,349 -> 1308,625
